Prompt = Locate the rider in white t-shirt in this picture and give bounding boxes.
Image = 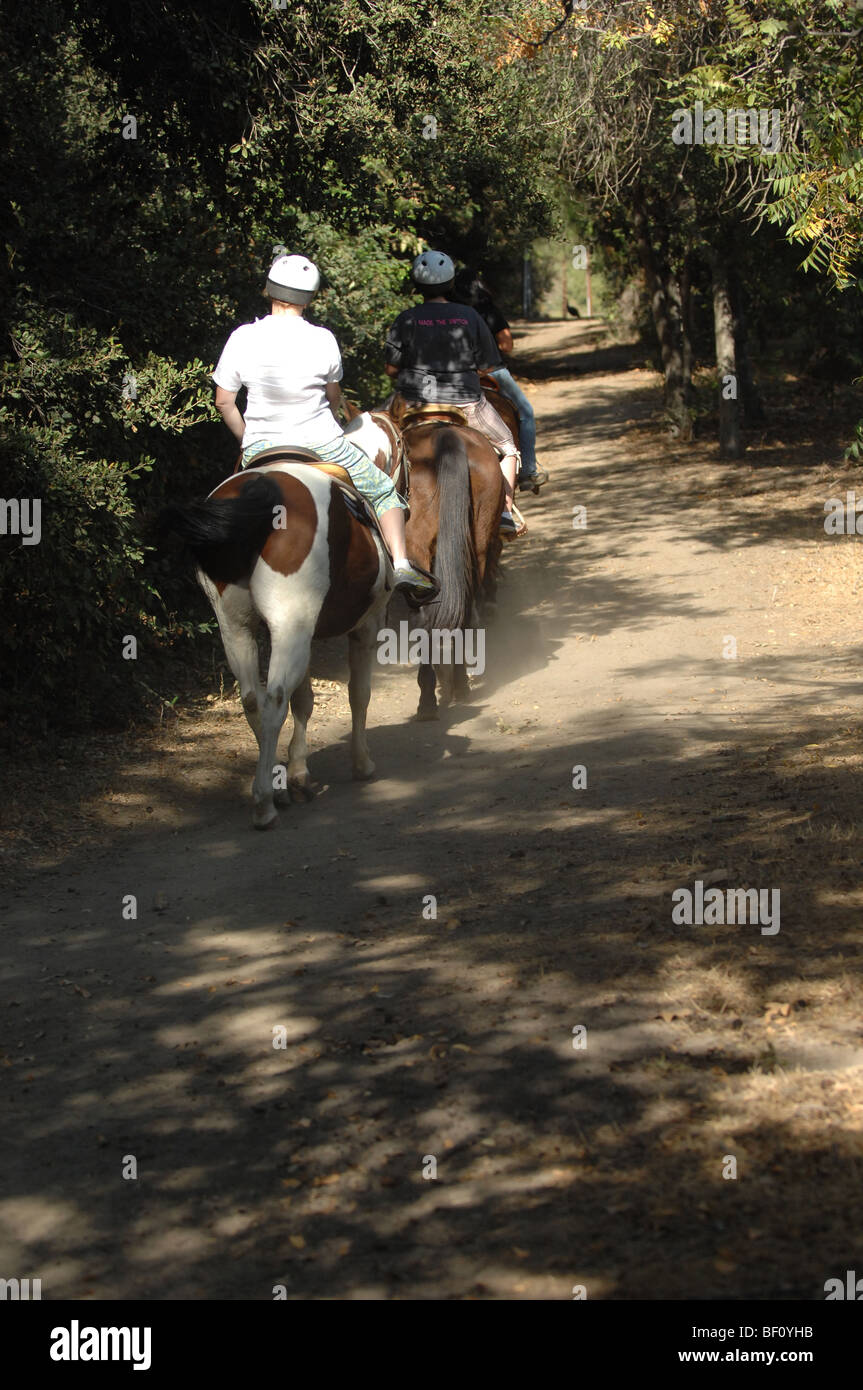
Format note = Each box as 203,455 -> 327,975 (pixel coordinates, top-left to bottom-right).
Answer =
214,314 -> 345,450
212,254 -> 436,600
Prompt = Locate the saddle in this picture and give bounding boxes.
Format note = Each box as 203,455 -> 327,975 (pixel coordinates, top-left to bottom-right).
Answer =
240,445 -> 352,488
398,401 -> 470,432
478,370 -> 502,395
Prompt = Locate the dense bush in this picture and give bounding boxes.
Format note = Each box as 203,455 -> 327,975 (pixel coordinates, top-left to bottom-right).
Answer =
0,0 -> 551,737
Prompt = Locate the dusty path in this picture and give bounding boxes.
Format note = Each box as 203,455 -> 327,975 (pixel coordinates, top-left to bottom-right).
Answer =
3,320 -> 863,1300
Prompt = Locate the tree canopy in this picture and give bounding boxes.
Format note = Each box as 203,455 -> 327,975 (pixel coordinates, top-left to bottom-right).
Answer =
0,0 -> 551,735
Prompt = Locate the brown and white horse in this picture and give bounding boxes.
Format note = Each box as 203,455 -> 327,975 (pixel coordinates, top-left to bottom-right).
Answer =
161,418 -> 399,829
386,400 -> 504,720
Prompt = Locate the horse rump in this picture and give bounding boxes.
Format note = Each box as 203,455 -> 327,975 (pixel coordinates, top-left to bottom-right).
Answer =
159,474 -> 283,585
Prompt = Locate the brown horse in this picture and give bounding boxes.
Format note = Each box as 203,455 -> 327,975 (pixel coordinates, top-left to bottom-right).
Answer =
386,399 -> 504,720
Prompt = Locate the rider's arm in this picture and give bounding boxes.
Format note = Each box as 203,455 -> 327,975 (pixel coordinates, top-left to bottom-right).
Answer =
325,381 -> 342,421
384,315 -> 405,380
496,327 -> 514,354
214,386 -> 245,443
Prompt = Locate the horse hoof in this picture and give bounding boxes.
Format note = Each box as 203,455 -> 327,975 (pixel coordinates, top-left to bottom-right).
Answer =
253,812 -> 278,831
274,777 -> 317,806
416,707 -> 439,722
352,763 -> 376,781
290,779 -> 317,803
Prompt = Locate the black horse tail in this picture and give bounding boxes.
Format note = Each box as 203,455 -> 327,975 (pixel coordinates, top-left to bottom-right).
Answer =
432,427 -> 475,630
158,474 -> 283,585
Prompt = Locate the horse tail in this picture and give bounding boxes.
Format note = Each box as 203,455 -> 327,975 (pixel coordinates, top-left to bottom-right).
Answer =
158,474 -> 283,585
432,427 -> 474,630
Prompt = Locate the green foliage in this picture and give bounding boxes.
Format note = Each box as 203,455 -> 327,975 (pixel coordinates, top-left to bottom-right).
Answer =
0,0 -> 551,735
0,306 -> 217,734
684,0 -> 863,290
844,411 -> 863,462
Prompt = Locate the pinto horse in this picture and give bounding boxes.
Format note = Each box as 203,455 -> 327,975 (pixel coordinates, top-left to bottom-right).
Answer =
160,419 -> 399,828
386,398 -> 504,720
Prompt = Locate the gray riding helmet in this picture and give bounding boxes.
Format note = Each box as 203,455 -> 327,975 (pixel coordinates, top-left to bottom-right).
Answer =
411,250 -> 456,288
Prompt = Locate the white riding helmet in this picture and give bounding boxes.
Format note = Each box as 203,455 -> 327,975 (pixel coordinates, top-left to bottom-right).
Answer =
265,253 -> 321,305
412,250 -> 455,287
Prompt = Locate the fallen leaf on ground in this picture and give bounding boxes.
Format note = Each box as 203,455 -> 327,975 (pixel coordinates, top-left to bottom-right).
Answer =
763,1001 -> 794,1022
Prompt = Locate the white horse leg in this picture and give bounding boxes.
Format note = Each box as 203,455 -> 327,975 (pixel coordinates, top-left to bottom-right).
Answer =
252,625 -> 314,830
281,669 -> 315,802
209,582 -> 264,739
348,616 -> 377,780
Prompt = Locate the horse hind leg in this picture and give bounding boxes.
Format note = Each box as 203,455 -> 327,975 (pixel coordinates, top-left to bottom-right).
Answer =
417,662 -> 438,721
252,624 -> 314,830
436,659 -> 456,710
348,616 -> 378,780
412,609 -> 438,719
452,659 -> 472,703
277,669 -> 316,803
211,584 -> 265,739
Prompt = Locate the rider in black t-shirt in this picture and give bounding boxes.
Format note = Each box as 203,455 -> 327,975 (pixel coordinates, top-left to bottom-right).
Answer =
385,300 -> 500,403
385,251 -> 523,535
452,269 -> 548,492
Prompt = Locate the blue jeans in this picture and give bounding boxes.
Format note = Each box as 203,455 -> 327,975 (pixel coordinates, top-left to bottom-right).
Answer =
490,367 -> 537,475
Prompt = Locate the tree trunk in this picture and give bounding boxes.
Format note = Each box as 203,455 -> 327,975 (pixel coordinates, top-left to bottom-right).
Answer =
680,254 -> 694,396
632,196 -> 692,441
664,267 -> 692,440
710,250 -> 743,458
728,265 -> 765,427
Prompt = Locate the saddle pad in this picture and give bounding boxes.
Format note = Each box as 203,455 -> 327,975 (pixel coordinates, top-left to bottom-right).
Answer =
310,462 -> 353,487
335,481 -> 379,533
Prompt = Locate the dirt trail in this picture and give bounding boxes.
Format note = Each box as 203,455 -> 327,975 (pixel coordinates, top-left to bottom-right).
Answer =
3,319 -> 863,1300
